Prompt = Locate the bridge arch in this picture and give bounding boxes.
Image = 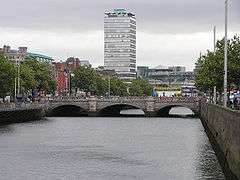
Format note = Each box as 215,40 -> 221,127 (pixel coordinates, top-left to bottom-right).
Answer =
156,104 -> 197,117
49,104 -> 88,117
98,103 -> 146,117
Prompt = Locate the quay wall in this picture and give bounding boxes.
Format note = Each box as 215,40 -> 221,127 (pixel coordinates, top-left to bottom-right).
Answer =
0,108 -> 44,124
200,102 -> 240,180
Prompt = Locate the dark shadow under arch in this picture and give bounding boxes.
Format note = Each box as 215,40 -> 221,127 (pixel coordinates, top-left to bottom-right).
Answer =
49,105 -> 87,117
99,104 -> 145,117
157,105 -> 196,118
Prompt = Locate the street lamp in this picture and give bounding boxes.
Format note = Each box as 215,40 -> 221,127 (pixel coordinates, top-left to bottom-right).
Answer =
69,73 -> 75,96
108,75 -> 111,101
14,58 -> 20,102
213,26 -> 217,104
223,0 -> 228,107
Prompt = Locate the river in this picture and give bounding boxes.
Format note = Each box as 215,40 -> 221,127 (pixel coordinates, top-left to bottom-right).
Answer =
0,113 -> 225,179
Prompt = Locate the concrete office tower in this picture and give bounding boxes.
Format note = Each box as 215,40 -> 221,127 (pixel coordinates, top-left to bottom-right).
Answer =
104,9 -> 136,82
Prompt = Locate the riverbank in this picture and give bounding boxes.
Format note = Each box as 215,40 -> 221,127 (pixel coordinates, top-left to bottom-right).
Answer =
0,107 -> 45,125
200,102 -> 240,180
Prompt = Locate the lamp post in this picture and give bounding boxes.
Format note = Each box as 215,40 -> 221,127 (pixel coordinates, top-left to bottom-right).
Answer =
223,0 -> 228,107
14,58 -> 20,102
14,59 -> 17,101
17,60 -> 20,95
108,75 -> 111,101
213,26 -> 217,104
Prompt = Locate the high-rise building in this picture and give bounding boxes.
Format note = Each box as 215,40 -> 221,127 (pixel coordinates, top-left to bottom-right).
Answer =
104,9 -> 136,82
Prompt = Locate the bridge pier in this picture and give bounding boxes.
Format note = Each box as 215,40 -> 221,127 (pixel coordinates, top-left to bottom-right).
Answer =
88,97 -> 97,112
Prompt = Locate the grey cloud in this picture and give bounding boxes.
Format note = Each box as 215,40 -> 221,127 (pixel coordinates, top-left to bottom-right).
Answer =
0,0 -> 239,33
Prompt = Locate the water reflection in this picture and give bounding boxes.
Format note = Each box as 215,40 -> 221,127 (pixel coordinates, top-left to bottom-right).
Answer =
195,128 -> 225,180
0,125 -> 15,135
120,109 -> 145,116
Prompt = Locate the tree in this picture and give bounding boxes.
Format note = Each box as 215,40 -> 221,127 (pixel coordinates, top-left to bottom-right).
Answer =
195,35 -> 240,92
129,78 -> 153,96
73,66 -> 128,96
22,58 -> 56,94
0,55 -> 15,99
95,76 -> 108,96
73,66 -> 98,94
20,64 -> 37,92
109,77 -> 128,96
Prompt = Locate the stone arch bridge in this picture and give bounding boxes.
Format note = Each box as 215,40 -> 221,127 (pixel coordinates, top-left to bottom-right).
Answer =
45,97 -> 199,117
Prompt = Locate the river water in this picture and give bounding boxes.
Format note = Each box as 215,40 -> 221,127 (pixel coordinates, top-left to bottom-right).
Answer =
0,115 -> 225,179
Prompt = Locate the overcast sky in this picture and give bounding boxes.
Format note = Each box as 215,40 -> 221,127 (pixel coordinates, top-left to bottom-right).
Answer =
0,0 -> 239,70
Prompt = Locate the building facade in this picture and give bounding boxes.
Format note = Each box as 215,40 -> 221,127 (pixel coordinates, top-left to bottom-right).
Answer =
0,45 -> 27,64
27,53 -> 54,64
148,65 -> 194,86
137,66 -> 149,79
104,9 -> 136,82
66,57 -> 81,72
53,62 -> 69,96
80,60 -> 91,67
0,45 -> 54,65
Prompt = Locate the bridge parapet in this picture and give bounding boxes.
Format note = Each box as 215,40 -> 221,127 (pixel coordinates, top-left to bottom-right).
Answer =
47,96 -> 200,116
154,97 -> 199,103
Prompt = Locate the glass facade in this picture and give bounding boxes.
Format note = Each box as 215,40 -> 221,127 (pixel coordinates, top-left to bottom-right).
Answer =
104,9 -> 136,82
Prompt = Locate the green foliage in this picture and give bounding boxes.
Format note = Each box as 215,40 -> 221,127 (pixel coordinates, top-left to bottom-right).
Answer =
48,80 -> 57,95
129,78 -> 153,96
0,55 -> 15,98
109,77 -> 128,96
20,64 -> 37,92
195,35 -> 240,92
73,66 -> 128,96
95,76 -> 108,96
22,58 -> 56,94
73,66 -> 99,94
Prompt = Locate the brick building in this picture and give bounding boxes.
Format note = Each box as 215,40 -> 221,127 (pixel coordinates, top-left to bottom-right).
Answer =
66,57 -> 80,72
53,62 -> 69,96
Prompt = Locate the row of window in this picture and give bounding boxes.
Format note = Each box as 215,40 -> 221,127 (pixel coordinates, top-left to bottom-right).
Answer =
105,53 -> 136,58
105,43 -> 136,48
104,49 -> 136,53
105,39 -> 136,43
105,44 -> 130,48
104,29 -> 136,33
104,18 -> 131,23
105,58 -> 135,62
130,59 -> 136,63
105,39 -> 131,43
104,22 -> 136,26
104,24 -> 136,30
104,34 -> 136,39
104,18 -> 136,25
104,24 -> 131,28
105,62 -> 135,67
